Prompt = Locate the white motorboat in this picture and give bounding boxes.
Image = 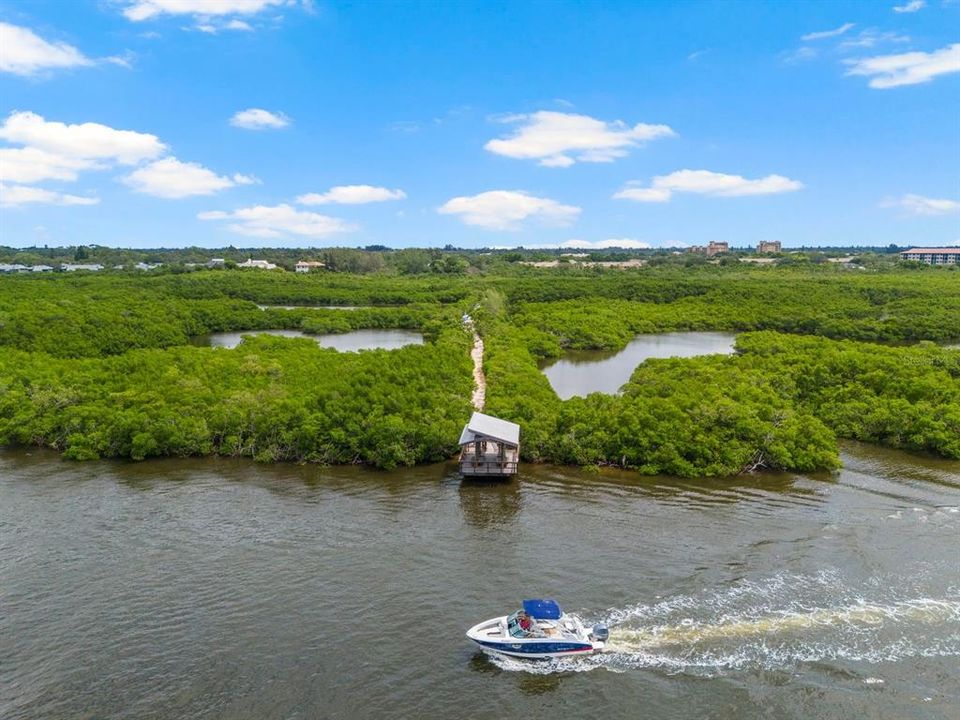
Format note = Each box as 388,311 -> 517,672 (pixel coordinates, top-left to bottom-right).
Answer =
466,599 -> 608,659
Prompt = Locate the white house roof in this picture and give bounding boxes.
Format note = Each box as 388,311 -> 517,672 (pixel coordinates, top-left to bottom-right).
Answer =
458,411 -> 520,446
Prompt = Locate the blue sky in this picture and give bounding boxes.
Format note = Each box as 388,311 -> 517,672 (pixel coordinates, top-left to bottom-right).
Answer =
0,0 -> 958,249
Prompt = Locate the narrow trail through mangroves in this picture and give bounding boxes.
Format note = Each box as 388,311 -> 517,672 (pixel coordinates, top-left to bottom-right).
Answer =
470,329 -> 485,410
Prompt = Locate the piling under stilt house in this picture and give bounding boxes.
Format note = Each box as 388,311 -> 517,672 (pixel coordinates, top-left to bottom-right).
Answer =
458,412 -> 520,477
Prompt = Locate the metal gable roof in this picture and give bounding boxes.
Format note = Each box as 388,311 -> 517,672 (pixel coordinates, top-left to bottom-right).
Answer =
458,411 -> 520,446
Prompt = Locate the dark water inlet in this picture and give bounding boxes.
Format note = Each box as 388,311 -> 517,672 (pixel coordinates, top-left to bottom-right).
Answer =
1,443 -> 958,719
541,331 -> 737,399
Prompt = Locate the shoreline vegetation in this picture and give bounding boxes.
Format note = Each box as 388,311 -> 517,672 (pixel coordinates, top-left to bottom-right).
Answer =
0,254 -> 958,476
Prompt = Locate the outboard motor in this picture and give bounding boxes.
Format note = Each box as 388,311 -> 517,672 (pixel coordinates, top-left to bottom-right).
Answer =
592,625 -> 610,642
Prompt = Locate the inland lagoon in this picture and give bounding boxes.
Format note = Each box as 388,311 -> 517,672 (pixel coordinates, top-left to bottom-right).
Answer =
540,332 -> 737,399
199,328 -> 425,351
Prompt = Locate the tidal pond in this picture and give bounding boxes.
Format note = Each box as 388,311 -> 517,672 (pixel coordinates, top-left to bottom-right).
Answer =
541,331 -> 737,399
2,443 -> 958,720
198,328 -> 424,351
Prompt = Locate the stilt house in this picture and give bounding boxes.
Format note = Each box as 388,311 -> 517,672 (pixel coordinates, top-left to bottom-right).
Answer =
458,412 -> 520,477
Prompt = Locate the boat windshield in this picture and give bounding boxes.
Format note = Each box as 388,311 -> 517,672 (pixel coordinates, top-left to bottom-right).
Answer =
506,610 -> 531,638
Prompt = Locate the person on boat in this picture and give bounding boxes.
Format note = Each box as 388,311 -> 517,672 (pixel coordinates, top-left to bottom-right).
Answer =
518,612 -> 533,633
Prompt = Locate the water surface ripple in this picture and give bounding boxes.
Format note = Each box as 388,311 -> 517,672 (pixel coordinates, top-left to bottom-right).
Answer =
1,443 -> 958,719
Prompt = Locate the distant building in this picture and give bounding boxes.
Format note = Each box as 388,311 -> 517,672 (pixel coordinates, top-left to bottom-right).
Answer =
60,263 -> 104,272
295,260 -> 326,273
237,258 -> 278,270
206,258 -> 226,268
0,264 -> 55,273
687,246 -> 707,254
135,262 -> 163,271
757,240 -> 782,254
706,241 -> 729,256
900,247 -> 960,265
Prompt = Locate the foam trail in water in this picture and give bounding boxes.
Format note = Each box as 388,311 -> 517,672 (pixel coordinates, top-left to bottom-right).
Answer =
483,572 -> 960,675
607,599 -> 960,651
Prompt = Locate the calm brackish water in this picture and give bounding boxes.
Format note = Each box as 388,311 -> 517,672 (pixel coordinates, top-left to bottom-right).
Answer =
199,328 -> 424,351
2,443 -> 959,720
541,332 -> 738,399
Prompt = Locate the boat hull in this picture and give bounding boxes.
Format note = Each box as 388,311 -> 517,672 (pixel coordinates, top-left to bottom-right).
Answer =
466,616 -> 604,659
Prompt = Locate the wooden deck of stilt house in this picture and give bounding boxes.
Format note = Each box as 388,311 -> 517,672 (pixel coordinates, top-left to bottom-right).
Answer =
458,412 -> 520,477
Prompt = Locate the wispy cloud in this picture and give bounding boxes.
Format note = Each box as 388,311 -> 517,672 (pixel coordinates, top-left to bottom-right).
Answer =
297,185 -> 406,205
0,183 -> 99,207
801,23 -> 855,42
838,29 -> 911,50
438,190 -> 580,230
387,120 -> 421,134
893,1 -> 926,13
230,108 -> 290,130
882,193 -> 960,215
122,0 -> 287,22
484,111 -> 675,167
614,170 -> 803,203
845,43 -> 960,88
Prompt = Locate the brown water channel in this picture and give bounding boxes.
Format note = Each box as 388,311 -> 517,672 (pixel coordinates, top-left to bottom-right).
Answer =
2,443 -> 958,719
541,332 -> 737,399
197,328 -> 424,351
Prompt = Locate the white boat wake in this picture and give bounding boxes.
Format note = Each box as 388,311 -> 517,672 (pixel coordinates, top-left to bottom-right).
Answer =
482,571 -> 960,675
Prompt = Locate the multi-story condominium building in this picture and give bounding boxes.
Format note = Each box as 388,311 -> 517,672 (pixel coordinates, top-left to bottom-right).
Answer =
899,248 -> 960,265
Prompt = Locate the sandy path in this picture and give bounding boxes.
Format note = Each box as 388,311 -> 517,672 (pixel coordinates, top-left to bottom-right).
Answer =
470,331 -> 485,410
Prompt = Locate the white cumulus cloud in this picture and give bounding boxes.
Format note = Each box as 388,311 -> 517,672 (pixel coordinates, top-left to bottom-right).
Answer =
438,190 -> 580,230
614,170 -> 804,203
883,194 -> 960,215
230,108 -> 291,130
0,111 -> 250,205
845,43 -> 960,88
484,111 -> 675,167
0,111 -> 166,164
198,204 -> 356,238
893,1 -> 925,13
123,157 -> 242,198
801,23 -> 855,42
0,146 -> 93,184
0,183 -> 99,207
297,185 -> 406,205
0,22 -> 93,76
122,0 -> 288,22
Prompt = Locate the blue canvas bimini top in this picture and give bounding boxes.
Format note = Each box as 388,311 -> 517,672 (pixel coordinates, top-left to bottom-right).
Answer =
522,598 -> 562,619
